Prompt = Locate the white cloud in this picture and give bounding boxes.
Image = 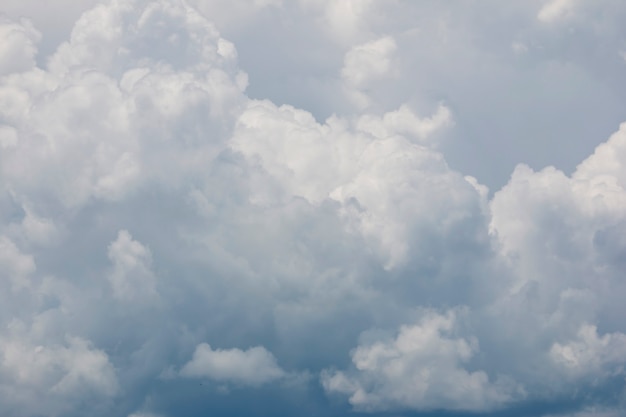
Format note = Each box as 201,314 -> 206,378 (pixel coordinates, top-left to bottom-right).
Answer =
0,331 -> 118,416
342,36 -> 397,88
575,122 -> 626,188
323,310 -> 523,412
355,103 -> 452,142
231,98 -> 471,269
297,0 -> 375,44
1,0 -> 247,212
538,0 -> 577,23
18,205 -> 59,246
0,17 -> 41,75
0,236 -> 35,289
550,324 -> 626,378
180,343 -> 286,386
107,230 -> 157,302
342,35 -> 397,108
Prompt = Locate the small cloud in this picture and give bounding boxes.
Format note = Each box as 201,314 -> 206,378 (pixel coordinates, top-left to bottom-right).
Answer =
180,343 -> 286,387
538,0 -> 577,23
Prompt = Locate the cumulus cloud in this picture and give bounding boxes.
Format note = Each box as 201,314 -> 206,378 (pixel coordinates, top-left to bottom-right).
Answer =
1,1 -> 626,416
0,330 -> 117,417
342,36 -> 397,87
322,310 -> 523,412
550,324 -> 626,378
231,99 -> 465,269
107,230 -> 158,302
538,0 -> 578,23
341,36 -> 397,108
0,16 -> 41,75
180,343 -> 286,386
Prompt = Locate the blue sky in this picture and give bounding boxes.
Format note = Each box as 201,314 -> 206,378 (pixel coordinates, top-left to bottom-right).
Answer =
1,1 -> 626,416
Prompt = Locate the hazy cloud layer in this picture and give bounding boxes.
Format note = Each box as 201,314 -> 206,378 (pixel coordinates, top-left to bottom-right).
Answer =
1,1 -> 626,416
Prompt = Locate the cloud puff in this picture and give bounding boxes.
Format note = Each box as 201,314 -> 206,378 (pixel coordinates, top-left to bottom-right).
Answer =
0,17 -> 41,75
0,331 -> 117,417
231,99 -> 464,269
322,310 -> 523,412
1,0 -> 247,213
341,35 -> 397,108
180,343 -> 286,386
550,324 -> 626,378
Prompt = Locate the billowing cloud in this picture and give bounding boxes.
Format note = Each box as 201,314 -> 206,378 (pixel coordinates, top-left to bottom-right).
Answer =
322,310 -> 523,412
1,0 -> 626,416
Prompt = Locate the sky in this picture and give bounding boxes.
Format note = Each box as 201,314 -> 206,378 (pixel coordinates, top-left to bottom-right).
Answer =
1,1 -> 626,416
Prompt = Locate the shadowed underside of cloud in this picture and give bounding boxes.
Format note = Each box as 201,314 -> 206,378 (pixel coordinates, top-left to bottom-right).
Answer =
1,1 -> 626,417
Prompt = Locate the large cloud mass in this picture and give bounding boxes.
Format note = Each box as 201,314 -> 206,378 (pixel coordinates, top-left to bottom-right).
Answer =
1,1 -> 626,416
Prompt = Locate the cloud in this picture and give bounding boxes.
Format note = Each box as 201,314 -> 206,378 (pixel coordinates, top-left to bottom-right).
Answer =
0,236 -> 35,289
180,343 -> 286,386
341,35 -> 397,108
1,1 -> 626,416
550,324 -> 626,378
322,310 -> 523,412
0,331 -> 118,417
301,0 -> 376,44
1,0 -> 247,214
342,36 -> 397,88
538,0 -> 578,23
0,16 -> 41,75
231,99 -> 465,270
107,230 -> 158,302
